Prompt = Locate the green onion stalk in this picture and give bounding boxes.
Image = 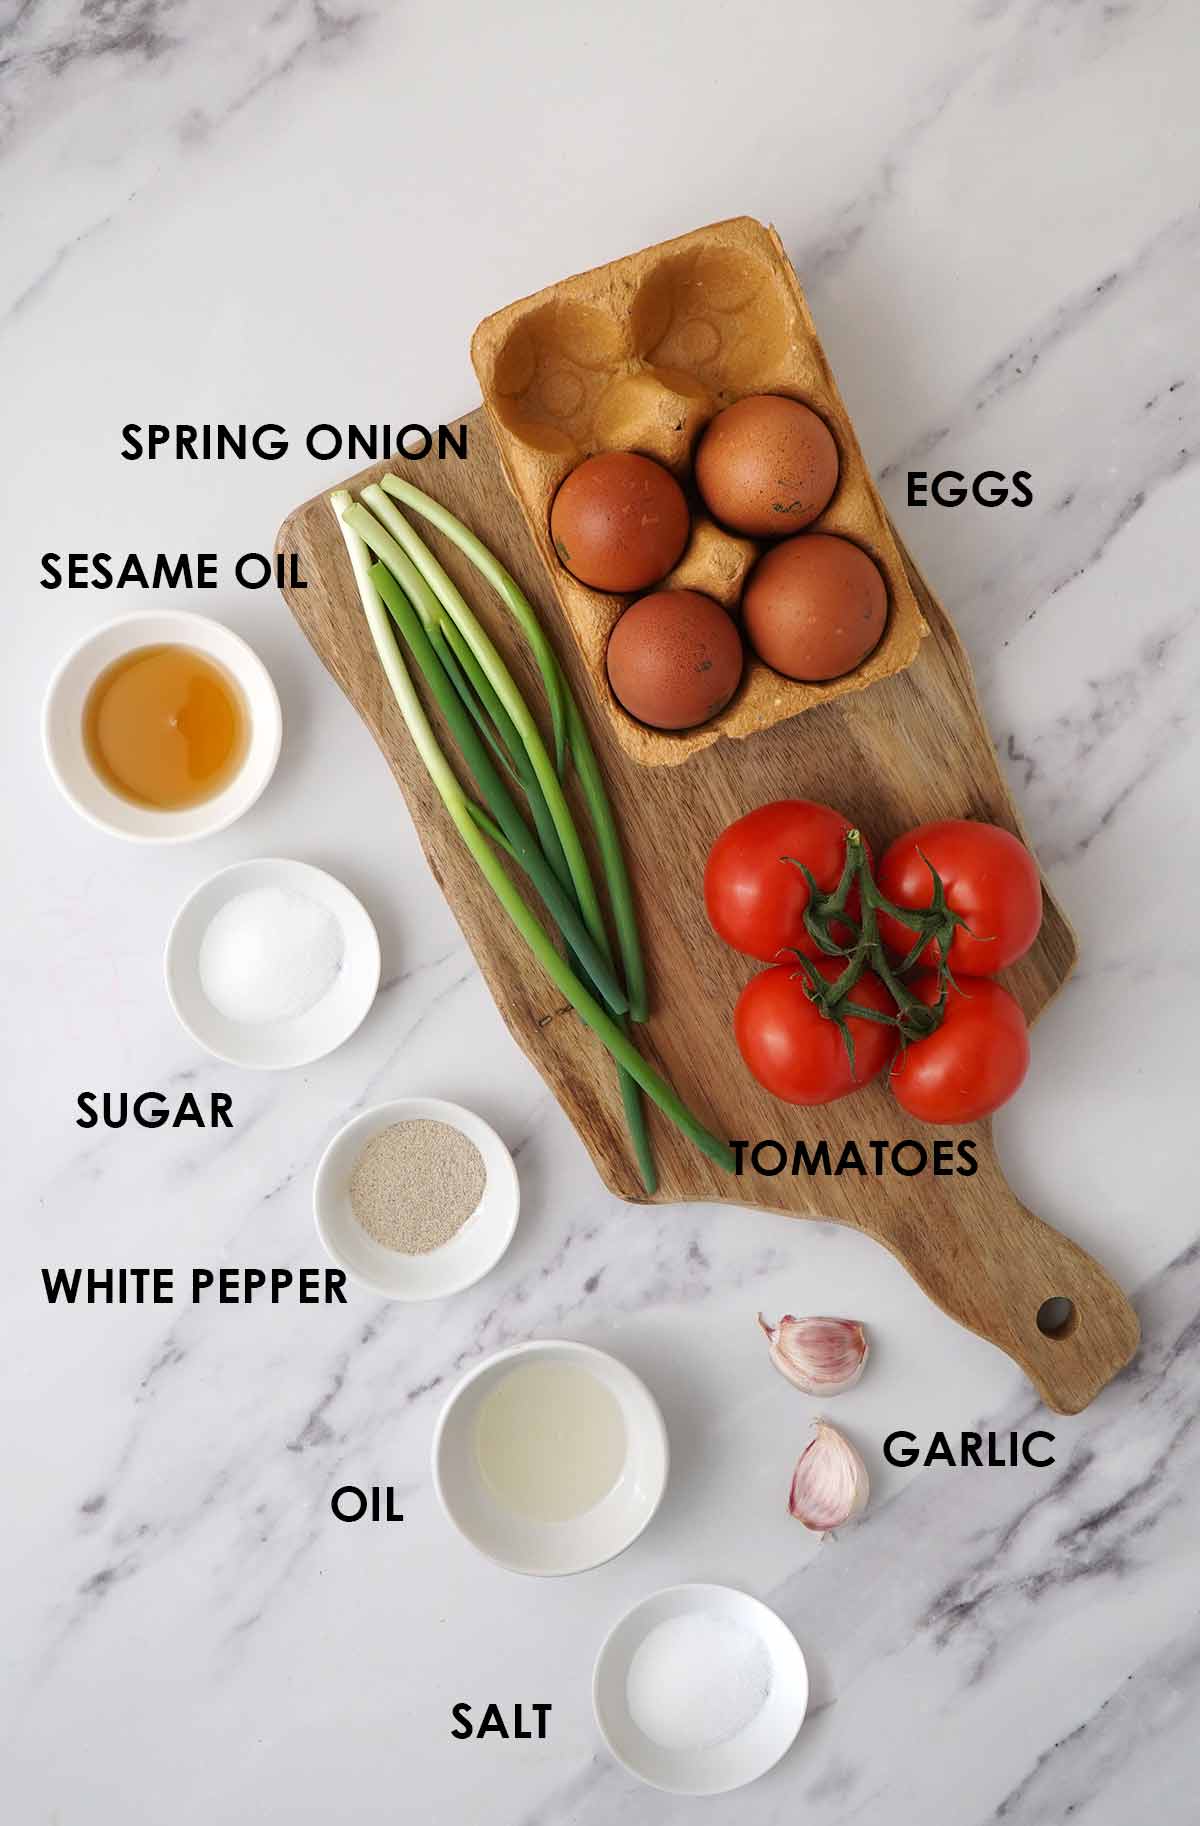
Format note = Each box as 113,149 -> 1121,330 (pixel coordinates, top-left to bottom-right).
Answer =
349,482 -> 655,1188
373,476 -> 655,1185
367,545 -> 654,1189
341,496 -> 654,1182
356,485 -> 601,943
352,488 -> 573,897
364,560 -> 628,1020
331,491 -> 732,1180
378,475 -> 648,1026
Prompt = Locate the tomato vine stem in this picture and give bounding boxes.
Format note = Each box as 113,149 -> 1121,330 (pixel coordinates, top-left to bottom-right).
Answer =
783,830 -> 973,1061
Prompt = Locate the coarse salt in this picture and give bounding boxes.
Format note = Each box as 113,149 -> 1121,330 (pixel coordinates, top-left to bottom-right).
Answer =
625,1611 -> 771,1752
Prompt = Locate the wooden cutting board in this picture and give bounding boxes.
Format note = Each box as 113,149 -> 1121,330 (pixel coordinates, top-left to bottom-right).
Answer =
278,411 -> 1138,1414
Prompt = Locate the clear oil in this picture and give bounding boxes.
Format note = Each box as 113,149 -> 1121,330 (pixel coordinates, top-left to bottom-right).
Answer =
83,644 -> 248,810
474,1361 -> 628,1523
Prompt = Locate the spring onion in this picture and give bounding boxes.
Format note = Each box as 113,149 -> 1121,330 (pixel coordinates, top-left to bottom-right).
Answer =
378,475 -> 647,1024
358,485 -> 602,942
331,492 -> 732,1178
365,548 -> 657,1191
351,487 -> 657,1186
333,491 -> 625,1014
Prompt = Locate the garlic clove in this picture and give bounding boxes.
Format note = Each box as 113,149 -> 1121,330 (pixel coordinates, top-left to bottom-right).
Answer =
788,1420 -> 870,1532
757,1313 -> 869,1395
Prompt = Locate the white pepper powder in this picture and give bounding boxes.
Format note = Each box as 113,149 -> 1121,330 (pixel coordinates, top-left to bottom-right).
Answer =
349,1119 -> 486,1254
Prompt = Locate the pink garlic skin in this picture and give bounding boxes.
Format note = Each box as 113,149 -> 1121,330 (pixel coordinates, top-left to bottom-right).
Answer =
788,1420 -> 870,1532
757,1314 -> 869,1395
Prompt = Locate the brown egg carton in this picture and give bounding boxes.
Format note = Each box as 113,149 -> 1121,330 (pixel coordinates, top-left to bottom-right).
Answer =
471,215 -> 928,767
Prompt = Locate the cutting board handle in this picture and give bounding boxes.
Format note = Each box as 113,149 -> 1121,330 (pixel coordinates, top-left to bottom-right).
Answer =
881,1149 -> 1140,1414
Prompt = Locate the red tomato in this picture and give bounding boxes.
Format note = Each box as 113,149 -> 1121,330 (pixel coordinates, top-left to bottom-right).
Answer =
734,956 -> 897,1105
705,800 -> 863,963
876,819 -> 1042,974
889,972 -> 1029,1124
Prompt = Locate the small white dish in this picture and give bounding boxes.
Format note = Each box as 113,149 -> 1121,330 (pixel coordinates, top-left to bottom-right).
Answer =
314,1097 -> 519,1300
42,610 -> 282,843
433,1339 -> 668,1577
593,1583 -> 808,1795
165,857 -> 380,1069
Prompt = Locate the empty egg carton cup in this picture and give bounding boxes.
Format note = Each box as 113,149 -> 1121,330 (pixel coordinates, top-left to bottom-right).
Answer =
472,216 -> 927,767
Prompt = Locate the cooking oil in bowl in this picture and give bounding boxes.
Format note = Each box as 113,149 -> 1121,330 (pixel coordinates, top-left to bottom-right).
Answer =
474,1360 -> 627,1523
83,644 -> 248,809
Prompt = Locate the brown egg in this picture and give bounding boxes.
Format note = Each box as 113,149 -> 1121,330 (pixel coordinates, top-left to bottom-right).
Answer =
694,394 -> 839,538
550,451 -> 690,592
743,534 -> 887,681
606,589 -> 743,731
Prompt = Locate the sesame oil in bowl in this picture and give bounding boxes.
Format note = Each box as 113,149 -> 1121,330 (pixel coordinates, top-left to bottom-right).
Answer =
82,643 -> 249,810
43,610 -> 281,843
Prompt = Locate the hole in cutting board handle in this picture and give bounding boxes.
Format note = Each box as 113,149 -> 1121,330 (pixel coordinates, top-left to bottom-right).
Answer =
1037,1296 -> 1077,1340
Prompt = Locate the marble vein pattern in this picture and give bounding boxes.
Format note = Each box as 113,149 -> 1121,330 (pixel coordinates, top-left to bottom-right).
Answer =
517,1238 -> 1200,1826
3,0 -> 1199,1821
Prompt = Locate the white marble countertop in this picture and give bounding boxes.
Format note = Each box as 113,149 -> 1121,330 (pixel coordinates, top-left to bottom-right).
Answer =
5,2 -> 1198,1821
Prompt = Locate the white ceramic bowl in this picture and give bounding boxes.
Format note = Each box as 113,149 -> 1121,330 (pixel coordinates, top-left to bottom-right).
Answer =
433,1339 -> 668,1577
165,857 -> 380,1069
313,1097 -> 519,1300
42,610 -> 282,842
593,1583 -> 809,1795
